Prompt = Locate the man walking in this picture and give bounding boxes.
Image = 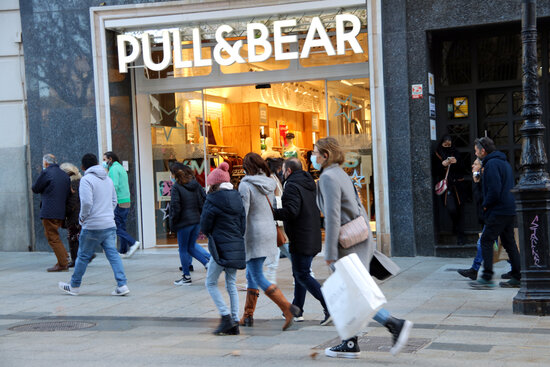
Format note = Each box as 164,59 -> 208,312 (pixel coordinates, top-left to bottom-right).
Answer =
32,154 -> 70,272
273,158 -> 331,324
59,153 -> 130,296
470,137 -> 521,289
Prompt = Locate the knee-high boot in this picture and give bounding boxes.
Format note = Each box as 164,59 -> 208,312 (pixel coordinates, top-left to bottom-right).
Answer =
239,288 -> 259,326
265,284 -> 300,331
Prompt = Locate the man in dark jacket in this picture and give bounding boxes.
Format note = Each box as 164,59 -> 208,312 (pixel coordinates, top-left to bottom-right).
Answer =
32,154 -> 70,272
273,158 -> 331,325
470,137 -> 521,289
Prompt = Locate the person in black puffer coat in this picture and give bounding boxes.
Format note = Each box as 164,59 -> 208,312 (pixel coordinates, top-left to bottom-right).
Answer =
201,162 -> 246,336
169,162 -> 208,286
272,158 -> 330,325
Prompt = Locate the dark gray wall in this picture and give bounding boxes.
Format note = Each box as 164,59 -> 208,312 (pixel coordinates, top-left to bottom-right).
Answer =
19,0 -> 170,251
382,0 -> 550,256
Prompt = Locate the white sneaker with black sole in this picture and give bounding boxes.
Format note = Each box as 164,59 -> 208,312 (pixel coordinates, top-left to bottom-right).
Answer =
174,275 -> 191,286
58,282 -> 80,296
111,285 -> 130,296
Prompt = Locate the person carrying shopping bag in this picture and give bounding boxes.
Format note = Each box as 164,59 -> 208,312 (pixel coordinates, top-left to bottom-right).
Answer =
312,137 -> 413,359
201,162 -> 246,335
238,152 -> 300,331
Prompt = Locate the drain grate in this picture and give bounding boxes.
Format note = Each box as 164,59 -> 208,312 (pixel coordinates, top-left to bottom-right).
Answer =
9,321 -> 96,332
314,333 -> 430,353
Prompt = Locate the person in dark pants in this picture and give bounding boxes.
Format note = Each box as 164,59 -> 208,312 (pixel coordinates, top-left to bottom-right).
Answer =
470,137 -> 521,289
272,158 -> 331,325
32,154 -> 71,272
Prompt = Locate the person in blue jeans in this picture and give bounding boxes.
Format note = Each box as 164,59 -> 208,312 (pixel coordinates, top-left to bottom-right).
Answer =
59,153 -> 129,296
169,162 -> 208,285
457,157 -> 513,281
238,153 -> 300,331
201,162 -> 246,335
103,151 -> 140,259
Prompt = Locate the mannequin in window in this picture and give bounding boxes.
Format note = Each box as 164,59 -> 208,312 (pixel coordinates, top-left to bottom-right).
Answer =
283,132 -> 299,158
261,137 -> 281,160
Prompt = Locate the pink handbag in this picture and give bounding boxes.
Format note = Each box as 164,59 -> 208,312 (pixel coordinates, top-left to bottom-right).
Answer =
339,215 -> 369,249
435,166 -> 450,196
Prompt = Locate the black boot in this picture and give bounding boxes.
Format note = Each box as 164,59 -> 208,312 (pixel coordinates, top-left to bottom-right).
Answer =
384,316 -> 413,356
213,314 -> 238,335
457,268 -> 478,280
324,336 -> 360,359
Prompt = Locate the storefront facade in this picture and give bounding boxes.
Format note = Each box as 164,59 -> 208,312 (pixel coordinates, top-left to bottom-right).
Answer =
86,0 -> 391,251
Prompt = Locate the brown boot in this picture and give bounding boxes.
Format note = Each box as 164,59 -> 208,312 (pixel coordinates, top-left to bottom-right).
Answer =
265,284 -> 300,331
239,288 -> 259,326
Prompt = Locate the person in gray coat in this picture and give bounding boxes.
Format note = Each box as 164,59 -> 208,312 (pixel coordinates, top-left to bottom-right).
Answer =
238,153 -> 300,331
313,137 -> 413,359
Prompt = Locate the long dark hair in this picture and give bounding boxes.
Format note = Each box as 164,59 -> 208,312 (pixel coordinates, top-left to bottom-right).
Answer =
104,151 -> 121,165
243,152 -> 271,176
169,162 -> 194,185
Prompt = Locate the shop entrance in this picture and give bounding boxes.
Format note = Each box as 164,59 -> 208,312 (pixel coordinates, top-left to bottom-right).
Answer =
136,79 -> 374,247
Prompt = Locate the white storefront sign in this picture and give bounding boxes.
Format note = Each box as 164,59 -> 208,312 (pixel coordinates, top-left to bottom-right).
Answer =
117,13 -> 363,73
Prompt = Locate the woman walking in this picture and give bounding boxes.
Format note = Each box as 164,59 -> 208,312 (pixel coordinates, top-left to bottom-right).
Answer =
169,163 -> 209,285
201,162 -> 246,335
103,152 -> 140,258
238,153 -> 300,331
60,163 -> 85,267
312,137 -> 413,359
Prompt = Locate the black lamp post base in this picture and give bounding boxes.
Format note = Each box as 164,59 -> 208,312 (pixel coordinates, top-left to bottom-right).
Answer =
514,290 -> 550,315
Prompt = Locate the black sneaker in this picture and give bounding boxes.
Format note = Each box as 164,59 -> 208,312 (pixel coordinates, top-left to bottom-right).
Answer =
320,310 -> 332,326
174,275 -> 191,286
325,337 -> 360,359
385,317 -> 413,356
501,271 -> 513,279
499,277 -> 520,288
457,268 -> 478,280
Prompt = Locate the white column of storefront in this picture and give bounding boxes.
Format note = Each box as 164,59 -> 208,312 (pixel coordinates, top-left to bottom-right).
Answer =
367,0 -> 391,254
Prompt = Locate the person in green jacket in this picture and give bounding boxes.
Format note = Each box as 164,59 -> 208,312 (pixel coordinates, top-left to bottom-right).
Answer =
103,151 -> 140,258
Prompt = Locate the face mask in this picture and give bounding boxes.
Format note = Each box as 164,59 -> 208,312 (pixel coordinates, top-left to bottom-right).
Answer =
42,164 -> 47,170
243,170 -> 247,175
102,161 -> 109,169
170,178 -> 175,183
311,155 -> 322,170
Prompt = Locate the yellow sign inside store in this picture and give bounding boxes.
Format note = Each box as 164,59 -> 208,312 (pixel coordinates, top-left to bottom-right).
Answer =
453,97 -> 468,118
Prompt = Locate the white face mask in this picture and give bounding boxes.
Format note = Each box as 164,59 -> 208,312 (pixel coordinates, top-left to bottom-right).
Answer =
310,155 -> 322,170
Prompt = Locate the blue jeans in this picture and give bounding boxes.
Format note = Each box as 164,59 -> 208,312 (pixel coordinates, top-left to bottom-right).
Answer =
71,227 -> 127,288
205,257 -> 239,322
246,257 -> 272,291
193,242 -> 211,265
279,243 -> 291,260
177,224 -> 207,276
373,308 -> 390,325
291,253 -> 327,312
114,205 -> 136,254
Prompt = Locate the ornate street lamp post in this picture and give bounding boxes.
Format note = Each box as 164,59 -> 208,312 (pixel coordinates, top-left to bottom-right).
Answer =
513,0 -> 550,315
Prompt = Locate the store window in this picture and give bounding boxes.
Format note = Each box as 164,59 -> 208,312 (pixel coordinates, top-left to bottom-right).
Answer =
327,78 -> 374,231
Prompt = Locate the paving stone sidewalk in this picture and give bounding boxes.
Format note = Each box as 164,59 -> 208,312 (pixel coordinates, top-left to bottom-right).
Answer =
1,250 -> 549,366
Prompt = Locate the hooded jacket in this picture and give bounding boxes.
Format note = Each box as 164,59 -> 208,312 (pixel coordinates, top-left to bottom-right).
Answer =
79,165 -> 117,230
170,178 -> 206,232
481,151 -> 516,218
200,183 -> 246,269
238,174 -> 278,262
32,164 -> 70,220
273,170 -> 322,256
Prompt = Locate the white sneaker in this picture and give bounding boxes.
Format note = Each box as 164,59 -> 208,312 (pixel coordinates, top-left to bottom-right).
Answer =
111,285 -> 130,296
124,241 -> 140,259
58,282 -> 79,296
174,275 -> 192,286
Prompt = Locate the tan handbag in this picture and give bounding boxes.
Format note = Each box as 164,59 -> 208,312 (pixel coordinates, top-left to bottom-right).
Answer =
339,216 -> 369,249
265,195 -> 288,247
338,180 -> 369,248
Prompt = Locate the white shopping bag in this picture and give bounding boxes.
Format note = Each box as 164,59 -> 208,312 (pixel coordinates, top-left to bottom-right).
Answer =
321,253 -> 387,340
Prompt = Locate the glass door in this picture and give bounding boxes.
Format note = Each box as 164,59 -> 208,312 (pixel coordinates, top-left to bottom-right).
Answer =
136,90 -> 205,247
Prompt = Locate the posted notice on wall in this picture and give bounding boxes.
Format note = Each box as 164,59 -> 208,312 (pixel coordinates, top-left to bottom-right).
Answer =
430,119 -> 437,141
411,84 -> 423,99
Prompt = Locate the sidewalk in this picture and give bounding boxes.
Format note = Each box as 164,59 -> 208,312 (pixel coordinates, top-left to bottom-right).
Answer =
1,250 -> 549,366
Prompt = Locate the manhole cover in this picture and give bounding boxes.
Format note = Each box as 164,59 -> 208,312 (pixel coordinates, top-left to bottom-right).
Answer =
9,321 -> 96,332
314,333 -> 431,353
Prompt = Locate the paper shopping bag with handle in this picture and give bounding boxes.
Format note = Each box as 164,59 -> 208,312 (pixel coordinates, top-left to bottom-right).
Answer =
321,253 -> 387,340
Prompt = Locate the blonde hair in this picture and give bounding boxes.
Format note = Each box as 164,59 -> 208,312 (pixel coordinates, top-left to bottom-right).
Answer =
60,162 -> 82,181
315,137 -> 345,168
